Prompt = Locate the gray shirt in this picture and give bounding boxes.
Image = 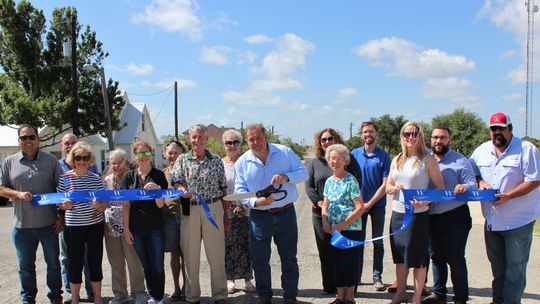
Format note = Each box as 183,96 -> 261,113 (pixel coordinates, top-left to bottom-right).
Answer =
1,150 -> 62,228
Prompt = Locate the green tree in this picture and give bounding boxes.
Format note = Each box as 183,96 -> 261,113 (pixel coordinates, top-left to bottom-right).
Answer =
0,0 -> 124,146
345,135 -> 363,150
431,108 -> 489,157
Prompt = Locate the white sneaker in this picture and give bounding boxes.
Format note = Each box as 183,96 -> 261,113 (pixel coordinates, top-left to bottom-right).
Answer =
147,299 -> 156,304
227,280 -> 235,294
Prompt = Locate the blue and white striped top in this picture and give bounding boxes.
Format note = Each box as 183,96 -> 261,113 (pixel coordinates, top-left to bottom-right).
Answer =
57,170 -> 105,226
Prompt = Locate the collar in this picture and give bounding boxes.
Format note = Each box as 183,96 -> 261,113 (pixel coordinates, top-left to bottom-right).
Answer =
245,143 -> 274,163
490,135 -> 515,157
186,149 -> 213,161
18,149 -> 41,161
362,145 -> 379,157
429,148 -> 452,162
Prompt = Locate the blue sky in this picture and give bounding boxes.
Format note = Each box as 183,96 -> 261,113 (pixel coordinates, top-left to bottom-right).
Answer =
31,0 -> 540,143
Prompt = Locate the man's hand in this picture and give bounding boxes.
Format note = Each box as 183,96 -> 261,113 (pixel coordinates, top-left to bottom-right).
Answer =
17,191 -> 33,202
478,180 -> 492,190
412,199 -> 430,208
454,184 -> 468,194
493,193 -> 510,206
223,215 -> 231,232
54,217 -> 65,234
58,201 -> 73,210
255,195 -> 275,207
270,174 -> 289,185
176,186 -> 193,198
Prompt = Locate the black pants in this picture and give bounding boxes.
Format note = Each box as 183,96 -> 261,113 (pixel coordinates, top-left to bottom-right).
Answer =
331,230 -> 362,288
64,222 -> 104,284
312,209 -> 336,293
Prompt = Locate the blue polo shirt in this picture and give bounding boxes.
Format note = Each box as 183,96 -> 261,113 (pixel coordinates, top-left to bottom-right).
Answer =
351,146 -> 391,208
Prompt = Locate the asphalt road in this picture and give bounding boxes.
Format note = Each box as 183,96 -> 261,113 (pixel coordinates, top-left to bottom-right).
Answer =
0,185 -> 539,303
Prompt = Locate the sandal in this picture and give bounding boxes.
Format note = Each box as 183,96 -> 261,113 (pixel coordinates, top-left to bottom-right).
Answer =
227,280 -> 236,294
244,280 -> 256,293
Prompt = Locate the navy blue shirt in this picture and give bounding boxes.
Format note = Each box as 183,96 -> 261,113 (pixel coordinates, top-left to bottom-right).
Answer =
351,146 -> 391,208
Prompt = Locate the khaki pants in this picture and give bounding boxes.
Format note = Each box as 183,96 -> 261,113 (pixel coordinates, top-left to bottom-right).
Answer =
181,201 -> 227,302
104,234 -> 146,300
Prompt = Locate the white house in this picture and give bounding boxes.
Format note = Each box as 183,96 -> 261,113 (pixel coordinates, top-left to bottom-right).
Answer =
0,91 -> 164,172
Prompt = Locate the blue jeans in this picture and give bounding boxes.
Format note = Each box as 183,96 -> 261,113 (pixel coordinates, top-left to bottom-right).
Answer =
485,220 -> 535,304
132,228 -> 165,301
60,231 -> 93,297
250,207 -> 299,301
12,225 -> 62,304
357,206 -> 385,281
429,205 -> 471,302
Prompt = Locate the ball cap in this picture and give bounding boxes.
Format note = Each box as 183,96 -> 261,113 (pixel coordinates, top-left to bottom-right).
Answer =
489,112 -> 512,127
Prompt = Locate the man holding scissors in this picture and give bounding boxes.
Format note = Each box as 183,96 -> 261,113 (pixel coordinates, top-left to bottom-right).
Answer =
233,123 -> 308,304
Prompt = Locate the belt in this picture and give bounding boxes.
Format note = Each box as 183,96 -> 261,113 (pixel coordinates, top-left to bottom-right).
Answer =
190,197 -> 221,206
267,202 -> 294,213
430,204 -> 469,217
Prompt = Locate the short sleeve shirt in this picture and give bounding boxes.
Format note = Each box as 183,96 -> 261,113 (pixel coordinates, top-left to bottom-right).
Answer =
171,150 -> 227,200
324,173 -> 362,231
1,151 -> 62,228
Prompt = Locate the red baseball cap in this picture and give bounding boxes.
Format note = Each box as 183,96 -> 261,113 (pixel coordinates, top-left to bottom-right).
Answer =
489,112 -> 512,127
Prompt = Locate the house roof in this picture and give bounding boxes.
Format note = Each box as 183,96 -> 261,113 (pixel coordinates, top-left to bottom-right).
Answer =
113,102 -> 146,145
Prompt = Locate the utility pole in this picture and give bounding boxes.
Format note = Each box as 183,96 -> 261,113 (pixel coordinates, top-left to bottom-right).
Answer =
174,81 -> 179,139
70,11 -> 80,136
349,122 -> 354,139
525,0 -> 538,137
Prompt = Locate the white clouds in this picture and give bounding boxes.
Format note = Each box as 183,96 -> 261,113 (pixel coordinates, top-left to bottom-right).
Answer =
141,79 -> 197,90
200,46 -> 232,65
502,92 -> 522,101
125,63 -> 154,76
334,87 -> 358,103
497,50 -> 516,61
245,34 -> 273,44
355,37 -> 479,105
478,0 -> 540,84
132,0 -> 203,41
355,37 -> 475,79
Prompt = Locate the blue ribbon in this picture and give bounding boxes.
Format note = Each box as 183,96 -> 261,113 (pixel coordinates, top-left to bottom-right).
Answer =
330,189 -> 499,249
32,189 -> 220,230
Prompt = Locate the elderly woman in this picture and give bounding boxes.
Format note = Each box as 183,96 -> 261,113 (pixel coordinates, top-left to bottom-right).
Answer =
57,142 -> 106,304
321,144 -> 365,304
162,140 -> 188,301
122,140 -> 168,304
305,128 -> 362,295
104,149 -> 146,304
386,122 -> 444,304
221,129 -> 256,294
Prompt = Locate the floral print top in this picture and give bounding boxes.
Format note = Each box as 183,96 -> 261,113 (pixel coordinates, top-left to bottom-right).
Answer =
324,173 -> 362,231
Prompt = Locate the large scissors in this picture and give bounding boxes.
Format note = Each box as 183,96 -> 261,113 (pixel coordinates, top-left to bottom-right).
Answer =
223,184 -> 288,202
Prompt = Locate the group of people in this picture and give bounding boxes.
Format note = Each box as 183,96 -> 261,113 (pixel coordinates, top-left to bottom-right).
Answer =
0,112 -> 538,304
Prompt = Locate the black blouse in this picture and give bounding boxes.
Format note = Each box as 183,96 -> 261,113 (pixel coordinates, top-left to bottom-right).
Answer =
121,167 -> 169,233
305,154 -> 362,209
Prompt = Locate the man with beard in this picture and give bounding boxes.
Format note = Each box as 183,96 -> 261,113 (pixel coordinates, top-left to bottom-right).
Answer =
470,112 -> 540,304
422,127 -> 476,304
351,121 -> 391,291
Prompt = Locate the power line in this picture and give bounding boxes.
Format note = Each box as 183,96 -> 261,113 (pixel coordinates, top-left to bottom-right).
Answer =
129,85 -> 174,96
152,86 -> 174,122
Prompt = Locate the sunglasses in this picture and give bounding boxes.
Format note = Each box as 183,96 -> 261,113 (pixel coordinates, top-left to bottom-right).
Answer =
225,140 -> 241,146
19,135 -> 37,141
320,136 -> 335,143
136,150 -> 153,158
490,126 -> 507,132
73,155 -> 91,162
402,131 -> 420,139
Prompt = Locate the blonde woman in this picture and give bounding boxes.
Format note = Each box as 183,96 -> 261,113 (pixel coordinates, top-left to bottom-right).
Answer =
57,142 -> 106,304
104,149 -> 146,304
385,122 -> 444,304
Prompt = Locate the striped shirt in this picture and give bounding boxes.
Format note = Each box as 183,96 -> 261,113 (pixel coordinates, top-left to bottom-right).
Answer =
57,170 -> 105,226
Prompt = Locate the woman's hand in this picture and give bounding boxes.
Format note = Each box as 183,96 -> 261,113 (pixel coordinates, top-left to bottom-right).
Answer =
322,217 -> 333,234
124,229 -> 134,245
92,199 -> 106,212
58,200 -> 73,210
391,183 -> 404,195
143,182 -> 160,190
411,199 -> 430,208
232,205 -> 246,217
333,221 -> 347,232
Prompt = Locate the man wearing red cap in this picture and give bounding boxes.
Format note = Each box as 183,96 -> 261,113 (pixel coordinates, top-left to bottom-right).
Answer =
470,112 -> 540,304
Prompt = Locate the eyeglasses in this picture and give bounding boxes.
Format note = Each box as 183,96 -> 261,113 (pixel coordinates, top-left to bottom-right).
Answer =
19,135 -> 37,141
431,136 -> 449,141
402,131 -> 420,139
136,150 -> 153,158
73,155 -> 91,162
490,126 -> 507,132
320,136 -> 335,143
225,140 -> 241,146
